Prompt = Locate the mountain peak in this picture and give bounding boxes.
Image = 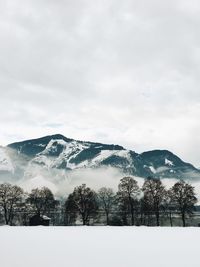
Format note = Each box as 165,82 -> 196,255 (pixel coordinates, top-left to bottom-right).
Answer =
7,134 -> 73,157
46,133 -> 70,140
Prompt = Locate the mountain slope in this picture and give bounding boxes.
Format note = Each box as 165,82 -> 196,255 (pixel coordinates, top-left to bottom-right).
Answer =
2,134 -> 199,182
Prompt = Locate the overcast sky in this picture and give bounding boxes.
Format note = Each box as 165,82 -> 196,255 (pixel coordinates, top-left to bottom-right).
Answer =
0,0 -> 200,166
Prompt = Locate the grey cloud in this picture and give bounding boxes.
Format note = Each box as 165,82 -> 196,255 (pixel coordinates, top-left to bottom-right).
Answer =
0,0 -> 200,166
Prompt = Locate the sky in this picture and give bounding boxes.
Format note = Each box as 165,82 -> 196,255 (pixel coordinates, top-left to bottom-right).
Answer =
0,0 -> 200,166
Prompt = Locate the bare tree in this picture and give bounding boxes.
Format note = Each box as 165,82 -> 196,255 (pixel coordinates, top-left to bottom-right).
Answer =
98,187 -> 114,225
162,190 -> 175,227
117,177 -> 140,225
65,184 -> 98,225
65,194 -> 78,225
142,177 -> 166,226
27,187 -> 56,216
139,195 -> 154,226
0,183 -> 24,225
170,180 -> 197,227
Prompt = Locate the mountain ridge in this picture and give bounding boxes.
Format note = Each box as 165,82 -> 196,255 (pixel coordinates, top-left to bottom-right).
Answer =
0,133 -> 198,182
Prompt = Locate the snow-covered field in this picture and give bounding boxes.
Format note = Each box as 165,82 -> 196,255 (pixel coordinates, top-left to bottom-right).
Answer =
0,227 -> 199,267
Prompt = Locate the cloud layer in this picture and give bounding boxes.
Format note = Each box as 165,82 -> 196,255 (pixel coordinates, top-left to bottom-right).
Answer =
0,0 -> 200,166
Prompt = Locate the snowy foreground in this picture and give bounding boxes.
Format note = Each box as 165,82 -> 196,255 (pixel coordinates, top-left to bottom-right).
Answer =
0,227 -> 199,267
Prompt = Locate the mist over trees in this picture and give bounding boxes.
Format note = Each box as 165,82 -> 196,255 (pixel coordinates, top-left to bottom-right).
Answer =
0,177 -> 198,226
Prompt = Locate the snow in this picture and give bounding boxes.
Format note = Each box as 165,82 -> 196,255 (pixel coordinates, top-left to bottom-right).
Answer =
62,149 -> 132,169
58,141 -> 89,168
0,227 -> 199,267
149,165 -> 156,174
165,158 -> 174,166
36,143 -> 46,147
92,150 -> 117,162
32,139 -> 88,169
82,149 -> 132,168
41,215 -> 51,220
44,139 -> 67,152
94,149 -> 131,162
35,139 -> 89,169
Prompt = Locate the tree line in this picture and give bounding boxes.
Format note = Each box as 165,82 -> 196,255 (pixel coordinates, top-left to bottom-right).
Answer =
0,177 -> 198,227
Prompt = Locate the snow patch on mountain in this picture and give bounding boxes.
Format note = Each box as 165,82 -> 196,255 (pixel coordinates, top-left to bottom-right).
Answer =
32,139 -> 89,169
74,149 -> 133,169
55,141 -> 89,168
91,149 -> 131,164
165,158 -> 174,166
149,166 -> 157,174
29,138 -> 133,171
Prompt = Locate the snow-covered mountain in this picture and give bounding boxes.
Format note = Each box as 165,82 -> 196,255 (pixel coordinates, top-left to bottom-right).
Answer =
0,134 -> 199,184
